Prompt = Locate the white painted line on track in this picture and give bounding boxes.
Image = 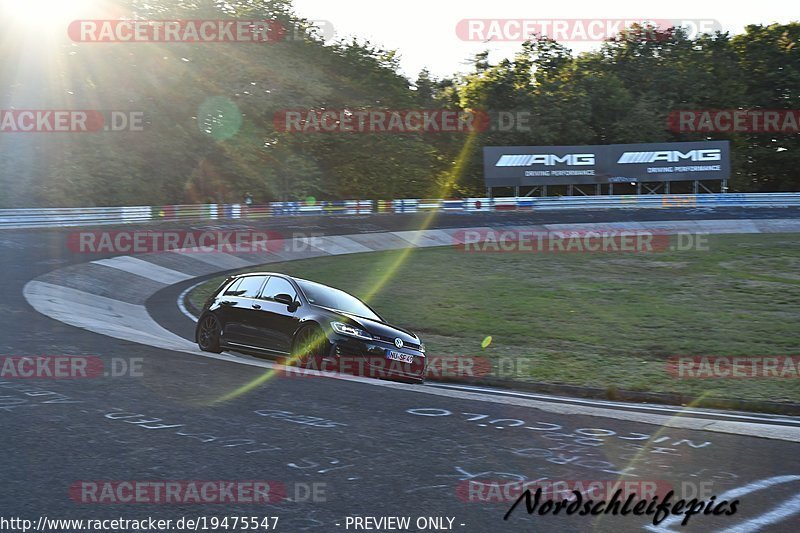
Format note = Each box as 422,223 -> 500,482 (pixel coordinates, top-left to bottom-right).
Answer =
92,256 -> 194,285
177,280 -> 204,321
428,383 -> 800,427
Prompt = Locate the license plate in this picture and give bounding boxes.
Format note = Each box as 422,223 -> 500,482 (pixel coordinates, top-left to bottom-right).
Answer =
386,350 -> 413,364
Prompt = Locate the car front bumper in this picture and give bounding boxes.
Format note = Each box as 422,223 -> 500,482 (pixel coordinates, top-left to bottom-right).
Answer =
321,335 -> 426,382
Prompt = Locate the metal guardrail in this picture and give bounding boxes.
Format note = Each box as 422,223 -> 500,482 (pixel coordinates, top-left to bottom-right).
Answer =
1,193 -> 799,229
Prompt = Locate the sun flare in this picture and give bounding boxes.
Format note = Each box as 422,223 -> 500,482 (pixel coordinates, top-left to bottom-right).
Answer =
1,0 -> 98,29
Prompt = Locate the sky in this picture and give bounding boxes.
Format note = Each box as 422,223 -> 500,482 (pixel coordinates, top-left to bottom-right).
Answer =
292,0 -> 796,79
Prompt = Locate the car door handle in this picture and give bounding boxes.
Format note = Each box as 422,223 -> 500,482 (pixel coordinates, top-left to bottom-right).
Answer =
251,304 -> 261,310
220,300 -> 236,306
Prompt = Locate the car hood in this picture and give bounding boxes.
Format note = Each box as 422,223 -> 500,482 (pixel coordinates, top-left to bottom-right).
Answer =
320,306 -> 420,344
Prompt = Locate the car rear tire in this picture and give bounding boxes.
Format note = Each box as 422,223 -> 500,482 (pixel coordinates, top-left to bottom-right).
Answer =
197,314 -> 223,353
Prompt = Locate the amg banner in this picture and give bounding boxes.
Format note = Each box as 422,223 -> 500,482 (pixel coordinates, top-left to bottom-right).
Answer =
483,141 -> 730,187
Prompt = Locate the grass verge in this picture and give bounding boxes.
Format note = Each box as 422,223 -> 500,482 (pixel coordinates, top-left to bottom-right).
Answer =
189,233 -> 800,405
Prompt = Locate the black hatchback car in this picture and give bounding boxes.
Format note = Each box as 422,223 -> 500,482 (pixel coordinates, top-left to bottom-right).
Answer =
195,273 -> 427,382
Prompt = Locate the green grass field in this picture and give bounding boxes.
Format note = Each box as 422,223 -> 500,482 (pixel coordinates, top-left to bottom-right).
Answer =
189,233 -> 800,404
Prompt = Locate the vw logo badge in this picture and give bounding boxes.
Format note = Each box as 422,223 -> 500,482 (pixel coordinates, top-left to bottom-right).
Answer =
394,338 -> 404,349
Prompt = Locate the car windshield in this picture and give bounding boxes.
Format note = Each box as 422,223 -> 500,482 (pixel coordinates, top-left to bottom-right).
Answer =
295,279 -> 381,321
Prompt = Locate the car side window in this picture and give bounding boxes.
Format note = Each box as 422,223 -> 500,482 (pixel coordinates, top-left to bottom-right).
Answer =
260,277 -> 297,302
236,276 -> 268,298
223,277 -> 244,295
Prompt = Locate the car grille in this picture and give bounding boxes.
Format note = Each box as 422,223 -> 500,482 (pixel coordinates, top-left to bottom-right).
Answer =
371,335 -> 421,351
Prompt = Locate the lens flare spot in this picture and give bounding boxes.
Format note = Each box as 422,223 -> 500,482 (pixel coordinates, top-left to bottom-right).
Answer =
198,96 -> 242,141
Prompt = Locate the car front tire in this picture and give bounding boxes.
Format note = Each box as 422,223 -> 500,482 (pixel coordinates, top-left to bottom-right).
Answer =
197,313 -> 223,353
292,324 -> 327,369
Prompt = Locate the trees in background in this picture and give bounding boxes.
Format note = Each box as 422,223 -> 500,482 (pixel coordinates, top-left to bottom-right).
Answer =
0,0 -> 796,206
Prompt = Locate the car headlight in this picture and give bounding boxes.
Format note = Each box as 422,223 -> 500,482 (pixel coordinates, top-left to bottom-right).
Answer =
331,322 -> 373,340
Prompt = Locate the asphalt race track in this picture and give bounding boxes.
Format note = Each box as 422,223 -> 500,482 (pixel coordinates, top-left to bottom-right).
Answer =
3,207 -> 800,533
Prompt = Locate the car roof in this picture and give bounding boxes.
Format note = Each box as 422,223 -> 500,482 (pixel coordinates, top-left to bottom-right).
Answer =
234,271 -> 289,279
234,272 -> 316,286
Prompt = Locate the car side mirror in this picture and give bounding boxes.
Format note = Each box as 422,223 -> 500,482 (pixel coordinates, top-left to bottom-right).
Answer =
274,293 -> 296,307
